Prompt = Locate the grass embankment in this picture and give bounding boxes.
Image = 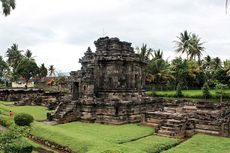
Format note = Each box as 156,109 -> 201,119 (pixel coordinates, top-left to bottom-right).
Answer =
0,101 -> 179,153
32,122 -> 179,153
0,101 -> 50,121
147,89 -> 230,100
164,134 -> 230,153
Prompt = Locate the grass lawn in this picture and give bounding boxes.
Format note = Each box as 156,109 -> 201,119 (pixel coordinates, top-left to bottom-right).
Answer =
0,101 -> 50,121
32,122 -> 178,153
0,101 -> 179,153
164,134 -> 230,153
147,89 -> 230,100
124,135 -> 180,153
2,101 -> 230,153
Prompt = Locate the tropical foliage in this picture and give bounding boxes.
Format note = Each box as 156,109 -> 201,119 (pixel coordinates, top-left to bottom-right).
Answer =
0,0 -> 16,16
0,44 -> 49,86
136,30 -> 229,91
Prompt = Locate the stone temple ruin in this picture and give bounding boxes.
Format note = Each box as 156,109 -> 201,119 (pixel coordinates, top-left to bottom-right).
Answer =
48,37 -> 230,138
50,37 -> 163,124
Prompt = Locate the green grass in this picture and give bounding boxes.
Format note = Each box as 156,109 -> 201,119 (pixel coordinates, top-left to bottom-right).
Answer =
0,101 -> 50,121
124,135 -> 180,153
32,122 -> 163,153
164,134 -> 230,153
147,89 -> 230,100
3,102 -> 230,153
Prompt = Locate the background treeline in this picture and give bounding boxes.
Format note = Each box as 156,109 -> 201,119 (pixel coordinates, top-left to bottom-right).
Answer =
136,30 -> 230,91
0,44 -> 49,86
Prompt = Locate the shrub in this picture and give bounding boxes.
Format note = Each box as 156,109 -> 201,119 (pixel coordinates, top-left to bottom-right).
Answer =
0,127 -> 32,153
4,141 -> 33,153
14,113 -> 34,126
176,83 -> 183,98
202,82 -> 211,99
0,117 -> 12,127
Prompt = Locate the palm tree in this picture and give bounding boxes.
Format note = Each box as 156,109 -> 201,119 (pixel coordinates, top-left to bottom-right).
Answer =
153,49 -> 163,59
174,31 -> 205,61
25,49 -> 35,61
0,0 -> 16,16
188,34 -> 205,61
6,44 -> 23,72
48,65 -> 55,76
212,57 -> 222,70
224,60 -> 230,76
135,44 -> 153,61
174,30 -> 191,59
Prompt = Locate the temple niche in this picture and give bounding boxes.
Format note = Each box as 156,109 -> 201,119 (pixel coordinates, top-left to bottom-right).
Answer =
50,37 -> 162,124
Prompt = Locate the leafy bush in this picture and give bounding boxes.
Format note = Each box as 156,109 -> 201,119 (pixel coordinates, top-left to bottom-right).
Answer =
176,83 -> 183,98
4,141 -> 33,153
202,82 -> 211,99
0,126 -> 32,153
14,113 -> 34,126
0,117 -> 12,127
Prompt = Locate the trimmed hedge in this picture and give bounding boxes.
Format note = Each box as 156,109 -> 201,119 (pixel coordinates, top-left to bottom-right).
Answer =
14,113 -> 34,126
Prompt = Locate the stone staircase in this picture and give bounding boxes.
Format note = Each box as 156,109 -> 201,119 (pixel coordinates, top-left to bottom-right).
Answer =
54,100 -> 76,119
157,118 -> 187,137
143,103 -> 188,138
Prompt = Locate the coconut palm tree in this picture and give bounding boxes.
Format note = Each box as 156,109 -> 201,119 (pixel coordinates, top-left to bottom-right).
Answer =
0,0 -> 16,16
25,49 -> 35,61
6,44 -> 23,72
174,30 -> 191,59
212,57 -> 222,70
153,49 -> 163,59
48,65 -> 55,76
135,44 -> 153,61
188,34 -> 205,61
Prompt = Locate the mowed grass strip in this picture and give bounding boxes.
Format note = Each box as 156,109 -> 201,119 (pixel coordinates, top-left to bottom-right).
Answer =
57,122 -> 154,144
0,101 -> 50,121
122,135 -> 180,153
164,134 -> 230,153
32,122 -> 156,153
147,89 -> 230,99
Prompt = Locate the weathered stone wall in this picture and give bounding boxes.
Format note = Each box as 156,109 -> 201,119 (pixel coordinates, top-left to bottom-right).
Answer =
142,100 -> 230,138
0,89 -> 62,108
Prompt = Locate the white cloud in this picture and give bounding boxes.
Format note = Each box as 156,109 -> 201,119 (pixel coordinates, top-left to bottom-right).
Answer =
0,0 -> 230,73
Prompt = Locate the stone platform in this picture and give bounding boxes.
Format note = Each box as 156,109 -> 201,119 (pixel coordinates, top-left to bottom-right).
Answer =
142,100 -> 230,138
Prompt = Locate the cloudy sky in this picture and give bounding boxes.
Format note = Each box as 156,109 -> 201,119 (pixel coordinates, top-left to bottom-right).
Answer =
0,0 -> 229,73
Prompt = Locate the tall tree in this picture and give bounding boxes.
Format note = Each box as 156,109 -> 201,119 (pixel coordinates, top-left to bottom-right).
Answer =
15,59 -> 39,84
39,63 -> 48,78
0,0 -> 15,16
6,44 -> 23,72
0,55 -> 9,79
48,65 -> 55,76
136,44 -> 153,61
153,49 -> 163,59
188,34 -> 205,61
24,49 -> 35,61
146,51 -> 174,89
174,31 -> 205,61
174,30 -> 191,59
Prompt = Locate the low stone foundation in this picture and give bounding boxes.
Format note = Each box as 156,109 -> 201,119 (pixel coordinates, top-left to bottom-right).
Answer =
142,100 -> 230,138
51,97 -> 164,124
0,89 -> 62,108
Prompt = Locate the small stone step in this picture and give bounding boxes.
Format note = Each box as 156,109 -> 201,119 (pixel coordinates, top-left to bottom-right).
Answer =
160,126 -> 176,131
167,119 -> 181,124
157,130 -> 177,137
195,129 -> 220,135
